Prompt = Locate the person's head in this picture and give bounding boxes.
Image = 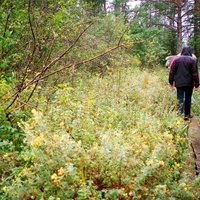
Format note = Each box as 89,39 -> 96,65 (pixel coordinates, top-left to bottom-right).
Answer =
181,46 -> 192,56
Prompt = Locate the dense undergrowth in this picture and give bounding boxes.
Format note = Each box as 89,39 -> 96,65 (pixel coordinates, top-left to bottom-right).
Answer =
1,67 -> 200,200
193,92 -> 200,121
1,1 -> 200,199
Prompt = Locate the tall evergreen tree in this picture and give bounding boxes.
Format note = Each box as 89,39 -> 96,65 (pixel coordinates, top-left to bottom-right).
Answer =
193,0 -> 200,58
138,0 -> 196,53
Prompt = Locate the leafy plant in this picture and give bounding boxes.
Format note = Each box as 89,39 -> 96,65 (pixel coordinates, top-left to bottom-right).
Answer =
2,67 -> 198,199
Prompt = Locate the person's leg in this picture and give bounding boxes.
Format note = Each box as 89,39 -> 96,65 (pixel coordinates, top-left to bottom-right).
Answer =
176,87 -> 184,115
184,86 -> 193,116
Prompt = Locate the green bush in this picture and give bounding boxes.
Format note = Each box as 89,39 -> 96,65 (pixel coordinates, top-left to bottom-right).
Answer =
193,91 -> 200,121
2,68 -> 199,199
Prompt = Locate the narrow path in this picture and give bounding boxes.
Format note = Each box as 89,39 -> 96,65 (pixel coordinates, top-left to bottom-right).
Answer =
188,116 -> 200,175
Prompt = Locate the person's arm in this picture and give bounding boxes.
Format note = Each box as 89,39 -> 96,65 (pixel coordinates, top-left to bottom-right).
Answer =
169,60 -> 177,86
192,61 -> 199,89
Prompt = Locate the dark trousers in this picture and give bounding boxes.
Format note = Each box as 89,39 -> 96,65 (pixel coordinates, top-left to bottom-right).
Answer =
176,86 -> 193,116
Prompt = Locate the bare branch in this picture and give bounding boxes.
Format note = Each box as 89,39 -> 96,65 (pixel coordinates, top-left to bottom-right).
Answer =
164,15 -> 178,24
2,12 -> 10,38
154,23 -> 176,30
28,0 -> 36,47
1,10 -> 11,60
26,44 -> 124,85
17,0 -> 38,98
28,22 -> 93,83
181,9 -> 193,18
6,44 -> 123,111
26,80 -> 39,103
6,23 -> 93,110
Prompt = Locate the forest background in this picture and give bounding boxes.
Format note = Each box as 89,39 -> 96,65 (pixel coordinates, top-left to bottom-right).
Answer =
0,0 -> 200,199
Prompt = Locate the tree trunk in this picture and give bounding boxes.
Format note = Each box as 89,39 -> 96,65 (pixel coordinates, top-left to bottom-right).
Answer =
193,0 -> 199,56
103,0 -> 107,12
169,7 -> 176,54
176,0 -> 183,53
114,0 -> 120,12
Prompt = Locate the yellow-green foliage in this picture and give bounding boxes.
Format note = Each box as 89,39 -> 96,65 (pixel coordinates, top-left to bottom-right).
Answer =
2,68 -> 199,199
0,79 -> 12,109
193,91 -> 200,121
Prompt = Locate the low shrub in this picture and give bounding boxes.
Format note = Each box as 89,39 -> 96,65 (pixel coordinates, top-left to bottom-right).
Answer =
1,68 -> 199,199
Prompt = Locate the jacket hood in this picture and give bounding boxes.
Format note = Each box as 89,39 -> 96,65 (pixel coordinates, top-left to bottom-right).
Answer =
181,46 -> 192,56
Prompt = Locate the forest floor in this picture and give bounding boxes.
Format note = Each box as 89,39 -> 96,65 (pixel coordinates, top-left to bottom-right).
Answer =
188,116 -> 200,175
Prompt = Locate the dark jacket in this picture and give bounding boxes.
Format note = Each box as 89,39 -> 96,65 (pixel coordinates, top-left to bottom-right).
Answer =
169,47 -> 199,88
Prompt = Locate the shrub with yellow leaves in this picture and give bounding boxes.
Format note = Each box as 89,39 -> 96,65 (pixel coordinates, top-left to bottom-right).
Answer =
2,67 -> 199,199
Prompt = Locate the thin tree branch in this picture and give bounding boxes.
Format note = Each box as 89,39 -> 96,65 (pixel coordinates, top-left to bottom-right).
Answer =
165,15 -> 178,24
181,9 -> 193,18
28,0 -> 36,46
1,10 -> 11,59
118,26 -> 129,47
2,12 -> 10,38
5,22 -> 93,110
17,0 -> 38,99
27,22 -> 93,85
6,44 -> 123,111
6,93 -> 19,110
154,23 -> 176,30
26,80 -> 39,103
26,44 -> 124,84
